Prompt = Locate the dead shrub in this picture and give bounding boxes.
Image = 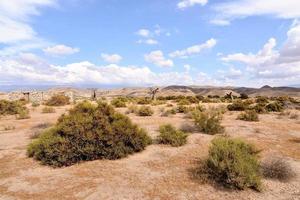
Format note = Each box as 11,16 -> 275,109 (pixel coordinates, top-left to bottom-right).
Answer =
261,157 -> 295,181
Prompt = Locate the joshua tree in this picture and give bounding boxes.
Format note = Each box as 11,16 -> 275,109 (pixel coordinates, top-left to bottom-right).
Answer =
22,92 -> 30,102
90,88 -> 97,101
225,92 -> 234,101
149,87 -> 159,100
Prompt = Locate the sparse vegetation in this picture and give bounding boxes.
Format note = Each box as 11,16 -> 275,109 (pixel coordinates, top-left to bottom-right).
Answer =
261,157 -> 295,181
111,97 -> 127,108
45,94 -> 70,106
158,124 -> 187,147
192,110 -> 224,135
27,101 -> 151,167
32,102 -> 40,107
201,137 -> 262,191
16,109 -> 30,120
42,106 -> 56,113
137,106 -> 154,116
237,110 -> 259,122
227,100 -> 249,111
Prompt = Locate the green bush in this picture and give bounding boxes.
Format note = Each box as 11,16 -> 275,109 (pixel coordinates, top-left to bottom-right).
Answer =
237,110 -> 259,122
42,106 -> 56,113
227,100 -> 249,111
111,97 -> 127,108
266,102 -> 283,112
158,124 -> 187,147
256,96 -> 269,104
251,103 -> 267,114
27,101 -> 151,167
192,110 -> 224,135
240,93 -> 249,99
137,106 -> 154,116
0,100 -> 26,115
204,137 -> 261,190
45,94 -> 70,106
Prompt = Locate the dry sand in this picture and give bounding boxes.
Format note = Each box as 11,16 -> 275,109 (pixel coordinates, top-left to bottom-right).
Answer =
0,103 -> 300,200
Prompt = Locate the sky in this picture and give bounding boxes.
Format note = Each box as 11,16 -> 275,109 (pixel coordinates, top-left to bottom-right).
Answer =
0,0 -> 300,89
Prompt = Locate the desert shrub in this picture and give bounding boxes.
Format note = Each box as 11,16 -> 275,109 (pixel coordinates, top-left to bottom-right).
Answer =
30,123 -> 54,139
186,96 -> 200,104
179,123 -> 197,133
196,95 -> 205,101
0,100 -> 26,115
32,102 -> 40,107
161,108 -> 177,117
240,93 -> 249,99
266,102 -> 283,112
137,97 -> 152,105
237,110 -> 259,122
251,103 -> 267,114
166,103 -> 173,107
227,100 -> 249,111
176,105 -> 189,113
158,124 -> 187,147
192,110 -> 224,135
203,137 -> 261,190
261,157 -> 295,181
126,104 -> 138,114
177,99 -> 191,106
16,109 -> 30,120
111,97 -> 127,108
137,106 -> 154,116
42,106 -> 56,113
45,94 -> 70,106
256,96 -> 269,104
27,101 -> 151,167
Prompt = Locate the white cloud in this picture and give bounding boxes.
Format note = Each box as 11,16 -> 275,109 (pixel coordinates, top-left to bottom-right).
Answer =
136,29 -> 150,37
221,22 -> 300,84
218,67 -> 243,80
0,56 -> 216,86
209,19 -> 230,26
43,45 -> 79,56
169,38 -> 217,58
137,39 -> 158,45
212,0 -> 300,24
177,0 -> 208,9
144,50 -> 174,67
101,53 -> 123,63
0,0 -> 57,53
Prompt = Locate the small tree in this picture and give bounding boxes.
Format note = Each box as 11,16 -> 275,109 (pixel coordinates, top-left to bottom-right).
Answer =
149,87 -> 159,100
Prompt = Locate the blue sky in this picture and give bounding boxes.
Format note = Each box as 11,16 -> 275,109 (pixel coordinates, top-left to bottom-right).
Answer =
0,0 -> 299,88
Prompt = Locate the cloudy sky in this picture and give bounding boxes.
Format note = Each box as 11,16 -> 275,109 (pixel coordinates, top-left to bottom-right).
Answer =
0,0 -> 300,88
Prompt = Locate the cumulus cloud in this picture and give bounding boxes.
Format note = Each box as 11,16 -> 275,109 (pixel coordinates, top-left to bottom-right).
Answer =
212,0 -> 300,24
144,50 -> 174,67
221,21 -> 300,84
0,55 -> 215,86
177,0 -> 208,9
169,38 -> 217,58
209,19 -> 230,26
101,53 -> 123,63
43,45 -> 80,56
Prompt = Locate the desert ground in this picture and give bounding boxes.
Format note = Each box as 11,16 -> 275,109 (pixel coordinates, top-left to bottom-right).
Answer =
0,101 -> 300,200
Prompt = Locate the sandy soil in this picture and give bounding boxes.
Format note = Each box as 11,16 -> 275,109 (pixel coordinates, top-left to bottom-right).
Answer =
0,103 -> 300,200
